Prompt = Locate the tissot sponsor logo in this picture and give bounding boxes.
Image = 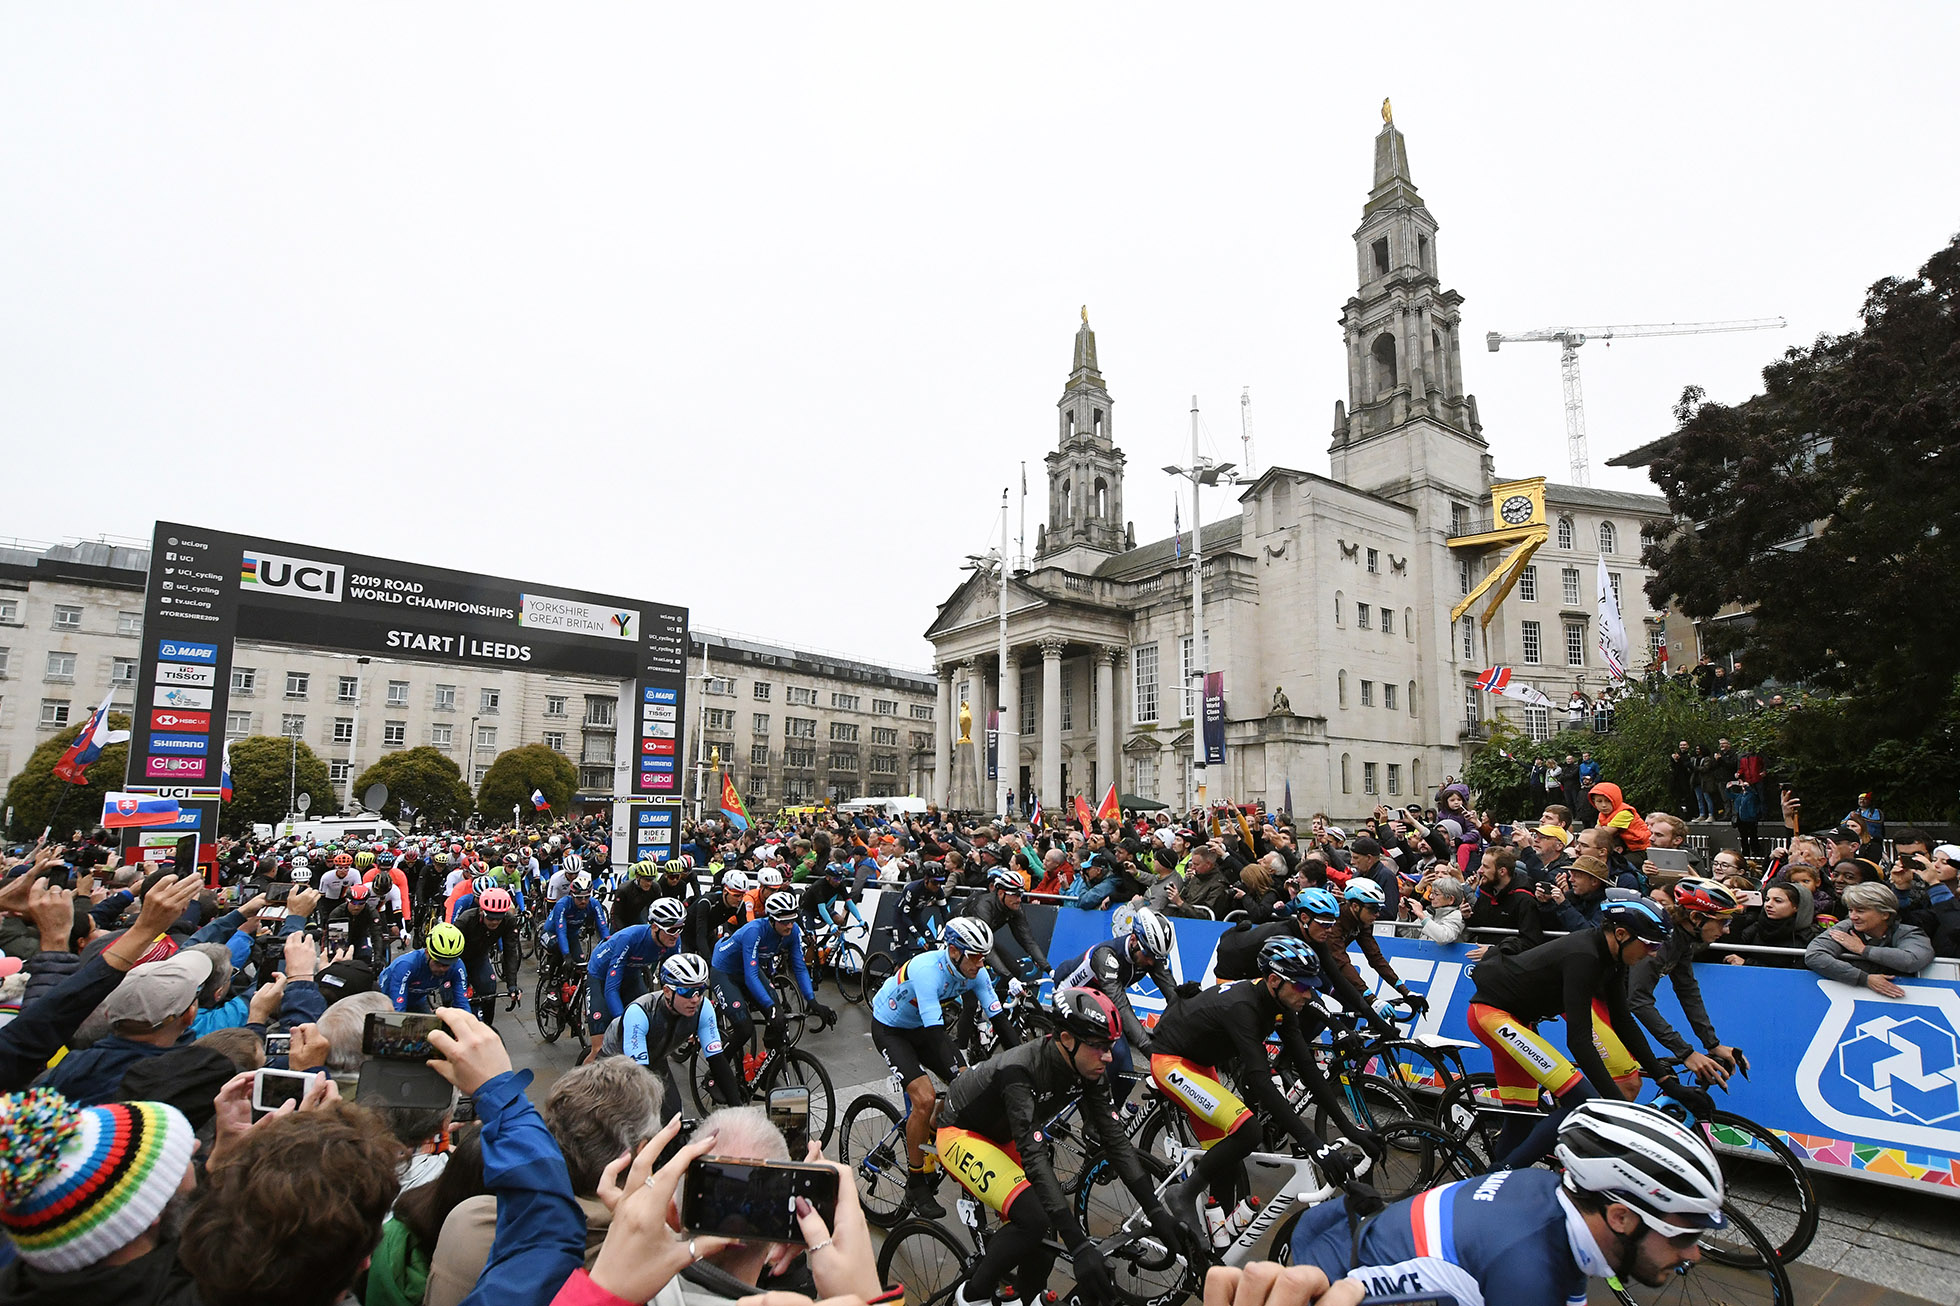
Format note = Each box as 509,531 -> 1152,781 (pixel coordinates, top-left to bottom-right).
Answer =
151,710 -> 211,732
241,549 -> 343,602
155,661 -> 217,688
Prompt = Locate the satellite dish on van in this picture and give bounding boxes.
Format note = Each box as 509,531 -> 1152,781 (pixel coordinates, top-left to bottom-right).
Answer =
296,792 -> 313,814
364,783 -> 389,813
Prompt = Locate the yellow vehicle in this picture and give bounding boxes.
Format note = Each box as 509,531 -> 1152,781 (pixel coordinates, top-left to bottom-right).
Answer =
775,803 -> 828,825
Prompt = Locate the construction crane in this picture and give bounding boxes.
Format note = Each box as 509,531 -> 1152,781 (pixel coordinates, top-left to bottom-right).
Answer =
1486,317 -> 1786,486
1239,386 -> 1257,478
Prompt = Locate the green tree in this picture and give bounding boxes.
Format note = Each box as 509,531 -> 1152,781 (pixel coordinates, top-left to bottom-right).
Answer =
477,744 -> 577,821
221,735 -> 337,837
1461,721 -> 1536,816
351,747 -> 473,829
3,713 -> 132,841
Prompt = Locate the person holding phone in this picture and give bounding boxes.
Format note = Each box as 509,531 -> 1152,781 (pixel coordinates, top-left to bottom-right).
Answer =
937,988 -> 1186,1306
600,953 -> 741,1116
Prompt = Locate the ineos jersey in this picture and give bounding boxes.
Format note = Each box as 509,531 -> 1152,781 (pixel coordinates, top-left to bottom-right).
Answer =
1290,1168 -> 1606,1306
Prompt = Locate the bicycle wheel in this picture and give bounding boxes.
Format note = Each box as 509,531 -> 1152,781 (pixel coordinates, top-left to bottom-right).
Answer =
761,1047 -> 836,1147
839,1094 -> 908,1227
1611,1202 -> 1792,1306
835,943 -> 869,1005
534,971 -> 563,1042
1435,1072 -> 1506,1166
1366,1120 -> 1482,1201
1312,1072 -> 1417,1143
863,950 -> 898,1003
876,1219 -> 970,1306
1362,1041 -> 1462,1123
1700,1111 -> 1819,1266
1078,1158 -> 1190,1306
773,979 -> 810,1047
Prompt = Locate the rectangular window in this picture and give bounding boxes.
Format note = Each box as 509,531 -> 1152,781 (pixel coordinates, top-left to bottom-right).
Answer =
1609,572 -> 1623,606
870,754 -> 899,775
1648,628 -> 1663,663
474,766 -> 489,786
1521,621 -> 1542,665
1562,568 -> 1581,606
1460,616 -> 1475,661
786,748 -> 814,769
1360,679 -> 1374,707
585,697 -> 615,728
585,736 -> 615,765
386,680 -> 409,706
1178,632 -> 1210,717
1366,547 -> 1380,574
117,610 -> 142,635
581,766 -> 613,791
1465,683 -> 1481,727
786,717 -> 816,739
1060,666 -> 1073,731
0,645 -> 9,677
1387,763 -> 1402,795
1565,621 -> 1586,667
1519,565 -> 1537,602
1383,682 -> 1397,711
1357,603 -> 1371,630
830,722 -> 859,743
545,695 -> 567,717
1458,559 -> 1472,595
337,676 -> 359,703
286,671 -> 310,699
111,656 -> 137,684
871,726 -> 898,746
0,598 -> 17,624
231,666 -> 257,695
874,699 -> 898,715
40,699 -> 70,727
784,777 -> 813,802
480,688 -> 500,713
435,684 -> 457,710
1380,607 -> 1393,635
753,682 -> 772,701
333,717 -> 354,744
828,750 -> 858,770
1524,706 -> 1551,741
787,686 -> 817,706
1363,762 -> 1378,795
910,703 -> 933,720
330,761 -> 351,786
912,732 -> 932,751
1132,755 -> 1157,799
542,730 -> 564,751
753,713 -> 771,733
707,709 -> 735,730
751,744 -> 770,766
476,725 -> 497,749
282,714 -> 305,737
707,676 -> 735,696
831,692 -> 860,711
1133,643 -> 1159,724
431,723 -> 453,746
45,651 -> 76,680
383,720 -> 406,747
1450,503 -> 1469,536
226,710 -> 252,734
53,605 -> 81,630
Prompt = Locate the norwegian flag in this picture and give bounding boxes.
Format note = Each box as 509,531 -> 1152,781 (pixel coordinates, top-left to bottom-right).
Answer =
1474,667 -> 1513,694
1475,666 -> 1552,709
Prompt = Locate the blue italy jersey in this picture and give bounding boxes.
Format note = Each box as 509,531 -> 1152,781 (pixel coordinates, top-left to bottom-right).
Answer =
1289,1168 -> 1608,1306
711,916 -> 812,1009
588,924 -> 677,1019
871,947 -> 1003,1030
379,949 -> 470,1013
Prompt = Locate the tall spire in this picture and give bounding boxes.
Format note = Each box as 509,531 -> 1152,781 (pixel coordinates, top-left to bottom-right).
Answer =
1365,115 -> 1423,218
1067,306 -> 1101,391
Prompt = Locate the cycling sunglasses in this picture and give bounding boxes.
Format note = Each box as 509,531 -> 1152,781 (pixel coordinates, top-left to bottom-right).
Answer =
667,985 -> 708,999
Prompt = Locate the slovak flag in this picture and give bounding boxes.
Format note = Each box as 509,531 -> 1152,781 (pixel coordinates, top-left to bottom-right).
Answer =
52,688 -> 131,785
530,788 -> 550,811
102,792 -> 182,829
219,738 -> 234,803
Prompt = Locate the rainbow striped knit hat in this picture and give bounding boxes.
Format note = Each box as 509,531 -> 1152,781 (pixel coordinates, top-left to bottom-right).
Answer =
0,1089 -> 195,1271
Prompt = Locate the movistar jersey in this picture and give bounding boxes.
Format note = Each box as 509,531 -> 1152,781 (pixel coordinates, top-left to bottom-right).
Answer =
1288,1168 -> 1609,1306
871,947 -> 1003,1030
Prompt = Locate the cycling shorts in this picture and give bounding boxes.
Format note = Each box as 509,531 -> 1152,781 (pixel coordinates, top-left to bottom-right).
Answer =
1466,999 -> 1639,1104
873,1020 -> 957,1088
936,1126 -> 1031,1216
1150,1054 -> 1253,1148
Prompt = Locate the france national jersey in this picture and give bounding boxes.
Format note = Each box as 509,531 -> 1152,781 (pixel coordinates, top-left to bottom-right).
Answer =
1288,1168 -> 1609,1306
871,947 -> 1004,1030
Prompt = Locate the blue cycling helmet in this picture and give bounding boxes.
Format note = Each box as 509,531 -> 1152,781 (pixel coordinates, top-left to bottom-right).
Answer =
824,861 -> 849,881
1600,898 -> 1671,944
1259,936 -> 1322,987
1292,887 -> 1342,920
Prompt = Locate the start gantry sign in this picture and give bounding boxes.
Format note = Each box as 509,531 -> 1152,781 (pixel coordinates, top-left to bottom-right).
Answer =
123,522 -> 689,855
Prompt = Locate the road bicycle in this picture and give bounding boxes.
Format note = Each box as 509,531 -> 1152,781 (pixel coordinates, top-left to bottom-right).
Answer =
682,1002 -> 835,1144
532,946 -> 591,1044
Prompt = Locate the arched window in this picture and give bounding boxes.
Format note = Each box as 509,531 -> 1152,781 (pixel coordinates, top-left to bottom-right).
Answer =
1372,333 -> 1398,390
1598,520 -> 1617,554
1341,753 -> 1352,794
1065,411 -> 1075,439
1408,681 -> 1418,716
1411,758 -> 1422,800
1556,516 -> 1575,550
1093,477 -> 1109,519
1334,591 -> 1344,627
1338,670 -> 1348,708
1404,607 -> 1414,640
1060,479 -> 1070,518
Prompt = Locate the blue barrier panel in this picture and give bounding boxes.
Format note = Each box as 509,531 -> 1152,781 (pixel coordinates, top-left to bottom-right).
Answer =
1042,907 -> 1960,1196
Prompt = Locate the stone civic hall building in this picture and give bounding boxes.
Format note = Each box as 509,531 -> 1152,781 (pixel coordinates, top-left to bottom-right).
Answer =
923,118 -> 1673,820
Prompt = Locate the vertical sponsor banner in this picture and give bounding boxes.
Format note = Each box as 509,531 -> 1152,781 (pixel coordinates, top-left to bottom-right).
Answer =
1201,671 -> 1226,766
623,800 -> 683,862
984,709 -> 999,783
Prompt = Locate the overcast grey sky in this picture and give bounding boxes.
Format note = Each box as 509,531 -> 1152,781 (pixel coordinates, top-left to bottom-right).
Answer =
5,6 -> 1956,669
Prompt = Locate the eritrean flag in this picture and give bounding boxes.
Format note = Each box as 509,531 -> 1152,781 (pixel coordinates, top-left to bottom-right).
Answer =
102,792 -> 182,829
530,788 -> 550,811
719,772 -> 750,831
1074,794 -> 1093,836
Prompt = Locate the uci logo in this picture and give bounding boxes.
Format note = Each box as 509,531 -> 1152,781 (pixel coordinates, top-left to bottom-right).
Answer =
241,550 -> 343,603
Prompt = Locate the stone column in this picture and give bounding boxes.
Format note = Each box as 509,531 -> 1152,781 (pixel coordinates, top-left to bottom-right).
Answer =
1039,639 -> 1065,810
933,664 -> 953,810
998,649 -> 1020,816
1096,646 -> 1120,806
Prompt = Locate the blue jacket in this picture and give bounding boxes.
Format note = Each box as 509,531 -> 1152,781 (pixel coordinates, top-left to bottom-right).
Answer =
546,897 -> 611,955
712,916 -> 811,1010
587,925 -> 675,1022
35,1033 -> 191,1106
458,1069 -> 586,1306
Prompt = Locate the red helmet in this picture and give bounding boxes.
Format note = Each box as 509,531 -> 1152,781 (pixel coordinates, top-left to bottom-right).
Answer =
478,888 -> 514,915
346,882 -> 372,903
1052,987 -> 1121,1043
332,852 -> 354,868
1672,877 -> 1741,917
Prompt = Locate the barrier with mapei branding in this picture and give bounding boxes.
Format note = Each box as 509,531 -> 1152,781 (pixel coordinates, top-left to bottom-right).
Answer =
1041,909 -> 1960,1197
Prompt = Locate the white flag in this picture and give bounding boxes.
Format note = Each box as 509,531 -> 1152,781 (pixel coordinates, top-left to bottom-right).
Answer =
1499,680 -> 1554,710
1597,555 -> 1629,681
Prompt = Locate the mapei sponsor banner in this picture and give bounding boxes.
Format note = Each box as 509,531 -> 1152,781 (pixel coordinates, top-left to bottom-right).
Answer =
643,687 -> 678,705
145,756 -> 207,779
518,593 -> 638,642
157,639 -> 218,665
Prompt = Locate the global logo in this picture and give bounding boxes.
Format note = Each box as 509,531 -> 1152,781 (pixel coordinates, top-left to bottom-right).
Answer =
1797,981 -> 1960,1150
1837,1014 -> 1960,1126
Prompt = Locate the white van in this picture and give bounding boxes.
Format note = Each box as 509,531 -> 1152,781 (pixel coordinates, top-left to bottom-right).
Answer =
277,814 -> 407,844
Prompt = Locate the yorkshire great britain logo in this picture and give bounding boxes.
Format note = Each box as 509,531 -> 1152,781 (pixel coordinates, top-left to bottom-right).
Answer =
1797,980 -> 1960,1151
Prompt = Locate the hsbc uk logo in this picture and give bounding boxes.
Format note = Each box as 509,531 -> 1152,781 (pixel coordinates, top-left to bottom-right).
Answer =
241,549 -> 342,602
1837,1014 -> 1960,1126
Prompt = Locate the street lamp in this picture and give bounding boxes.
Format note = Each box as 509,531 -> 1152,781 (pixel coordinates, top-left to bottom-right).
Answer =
1163,396 -> 1237,812
346,655 -> 370,809
961,488 -> 1012,818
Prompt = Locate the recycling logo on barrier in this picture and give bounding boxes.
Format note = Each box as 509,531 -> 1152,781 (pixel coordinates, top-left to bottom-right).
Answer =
1836,1014 -> 1960,1126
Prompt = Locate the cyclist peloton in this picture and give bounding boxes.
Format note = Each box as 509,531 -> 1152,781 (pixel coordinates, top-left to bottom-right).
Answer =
1466,898 -> 1714,1169
937,988 -> 1187,1306
600,952 -> 743,1118
709,890 -> 838,1057
1151,936 -> 1376,1243
1288,1099 -> 1728,1306
1048,906 -> 1192,1106
1216,889 -> 1400,1043
870,916 -> 1021,1217
543,872 -> 611,981
584,897 -> 691,1062
454,888 -> 522,1026
380,922 -> 470,1013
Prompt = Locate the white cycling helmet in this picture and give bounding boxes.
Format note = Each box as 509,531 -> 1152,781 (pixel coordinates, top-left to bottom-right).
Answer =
759,868 -> 785,888
1129,906 -> 1175,959
569,871 -> 593,895
723,870 -> 751,894
561,853 -> 585,875
660,952 -> 710,989
1555,1100 -> 1726,1236
942,917 -> 994,957
289,865 -> 313,886
1343,878 -> 1387,908
649,897 -> 688,931
765,890 -> 800,921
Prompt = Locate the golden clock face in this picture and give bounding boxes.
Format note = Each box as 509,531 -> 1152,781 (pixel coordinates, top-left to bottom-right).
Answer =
1499,494 -> 1535,525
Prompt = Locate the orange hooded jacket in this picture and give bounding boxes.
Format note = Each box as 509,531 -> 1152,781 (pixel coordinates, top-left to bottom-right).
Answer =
1589,782 -> 1651,852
